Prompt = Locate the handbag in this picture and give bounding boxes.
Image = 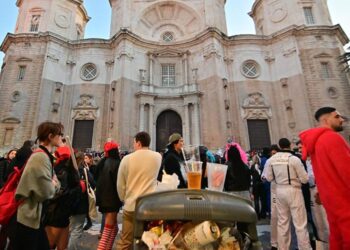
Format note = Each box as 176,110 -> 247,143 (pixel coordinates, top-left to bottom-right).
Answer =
83,167 -> 98,220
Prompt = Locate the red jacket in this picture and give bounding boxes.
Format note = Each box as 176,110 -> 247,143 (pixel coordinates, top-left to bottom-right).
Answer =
299,127 -> 350,219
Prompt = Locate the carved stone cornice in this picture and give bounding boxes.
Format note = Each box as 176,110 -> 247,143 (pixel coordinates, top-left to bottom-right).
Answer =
47,53 -> 59,62
16,57 -> 32,62
72,94 -> 99,120
242,92 -> 269,108
147,48 -> 190,58
203,44 -> 222,60
2,117 -> 21,124
241,108 -> 272,120
1,25 -> 347,59
313,53 -> 332,58
117,45 -> 134,61
241,92 -> 272,119
283,47 -> 297,57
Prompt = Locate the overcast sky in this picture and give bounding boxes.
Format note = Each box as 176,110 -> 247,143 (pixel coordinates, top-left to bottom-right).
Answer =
0,0 -> 349,66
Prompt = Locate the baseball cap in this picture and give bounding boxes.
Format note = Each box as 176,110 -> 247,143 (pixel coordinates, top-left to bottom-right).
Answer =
168,133 -> 182,145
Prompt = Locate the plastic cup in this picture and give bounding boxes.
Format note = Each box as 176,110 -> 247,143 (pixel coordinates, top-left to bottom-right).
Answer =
207,163 -> 227,192
182,145 -> 200,162
185,161 -> 202,190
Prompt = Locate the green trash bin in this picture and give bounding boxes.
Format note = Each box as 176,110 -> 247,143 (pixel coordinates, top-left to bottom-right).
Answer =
133,189 -> 262,249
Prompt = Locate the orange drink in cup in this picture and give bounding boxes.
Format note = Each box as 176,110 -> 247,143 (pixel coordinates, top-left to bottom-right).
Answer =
185,161 -> 202,190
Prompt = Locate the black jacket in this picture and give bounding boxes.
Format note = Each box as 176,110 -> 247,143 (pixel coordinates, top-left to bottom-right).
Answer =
160,148 -> 186,188
45,159 -> 81,227
96,157 -> 123,213
224,161 -> 251,192
0,159 -> 10,188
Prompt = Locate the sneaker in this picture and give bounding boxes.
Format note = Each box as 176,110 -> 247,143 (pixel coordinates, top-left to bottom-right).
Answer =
83,221 -> 92,231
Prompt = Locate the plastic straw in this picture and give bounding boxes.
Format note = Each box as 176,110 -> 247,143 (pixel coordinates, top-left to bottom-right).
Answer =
181,148 -> 190,172
65,136 -> 79,171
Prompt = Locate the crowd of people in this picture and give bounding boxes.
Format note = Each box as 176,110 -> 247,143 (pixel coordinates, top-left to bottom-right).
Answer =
0,106 -> 348,250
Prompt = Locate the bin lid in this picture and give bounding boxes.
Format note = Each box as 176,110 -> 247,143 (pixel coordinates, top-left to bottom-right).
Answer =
134,189 -> 257,223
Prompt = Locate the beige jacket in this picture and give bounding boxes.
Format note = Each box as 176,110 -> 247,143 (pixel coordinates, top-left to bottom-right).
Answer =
15,151 -> 60,229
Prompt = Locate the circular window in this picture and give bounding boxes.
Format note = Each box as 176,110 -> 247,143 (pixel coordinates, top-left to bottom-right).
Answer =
327,87 -> 339,99
81,63 -> 98,81
162,32 -> 174,42
11,91 -> 21,102
241,60 -> 260,78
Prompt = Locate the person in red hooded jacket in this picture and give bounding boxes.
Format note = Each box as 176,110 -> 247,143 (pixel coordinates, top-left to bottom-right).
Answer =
299,107 -> 350,250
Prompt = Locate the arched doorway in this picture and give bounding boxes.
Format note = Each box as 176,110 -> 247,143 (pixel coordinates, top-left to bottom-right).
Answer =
156,110 -> 182,152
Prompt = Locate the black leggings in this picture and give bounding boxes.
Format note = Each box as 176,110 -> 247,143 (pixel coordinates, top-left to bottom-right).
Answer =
14,222 -> 50,250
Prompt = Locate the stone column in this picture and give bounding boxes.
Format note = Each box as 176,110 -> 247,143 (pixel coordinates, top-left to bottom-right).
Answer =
183,53 -> 188,85
149,54 -> 154,85
149,104 -> 154,149
193,103 -> 200,145
183,103 -> 190,144
139,103 -> 144,131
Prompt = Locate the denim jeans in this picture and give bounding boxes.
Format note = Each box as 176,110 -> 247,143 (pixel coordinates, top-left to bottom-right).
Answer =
68,214 -> 86,250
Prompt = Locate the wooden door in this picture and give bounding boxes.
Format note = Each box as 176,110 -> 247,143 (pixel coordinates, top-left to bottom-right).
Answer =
73,120 -> 94,150
156,110 -> 182,152
247,119 -> 271,150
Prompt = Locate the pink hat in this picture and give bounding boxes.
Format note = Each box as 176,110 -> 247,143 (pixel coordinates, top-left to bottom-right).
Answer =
225,142 -> 248,164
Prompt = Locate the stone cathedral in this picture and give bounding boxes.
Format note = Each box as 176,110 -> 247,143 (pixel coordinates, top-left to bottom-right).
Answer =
0,0 -> 349,153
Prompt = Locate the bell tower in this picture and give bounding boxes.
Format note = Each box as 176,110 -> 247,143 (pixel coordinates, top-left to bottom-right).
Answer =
249,0 -> 333,36
109,0 -> 227,41
15,0 -> 90,40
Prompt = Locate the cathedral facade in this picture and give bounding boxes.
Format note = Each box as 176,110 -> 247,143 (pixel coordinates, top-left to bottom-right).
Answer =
0,0 -> 349,152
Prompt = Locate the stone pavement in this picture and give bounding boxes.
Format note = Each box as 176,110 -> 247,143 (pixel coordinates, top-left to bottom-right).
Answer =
76,217 -> 272,249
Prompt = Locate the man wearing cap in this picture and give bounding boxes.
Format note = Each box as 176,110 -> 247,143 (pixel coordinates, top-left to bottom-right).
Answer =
161,133 -> 186,188
300,107 -> 350,249
264,138 -> 311,250
116,132 -> 162,250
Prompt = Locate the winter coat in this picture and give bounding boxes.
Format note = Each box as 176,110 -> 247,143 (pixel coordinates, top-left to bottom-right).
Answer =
0,159 -> 10,188
45,160 -> 81,227
96,157 -> 123,213
224,161 -> 251,192
161,148 -> 186,188
15,146 -> 60,229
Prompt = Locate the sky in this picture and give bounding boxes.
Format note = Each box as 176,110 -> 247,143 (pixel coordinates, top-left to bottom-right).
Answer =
0,0 -> 349,66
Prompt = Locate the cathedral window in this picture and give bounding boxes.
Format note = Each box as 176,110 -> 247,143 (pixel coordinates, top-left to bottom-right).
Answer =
321,62 -> 331,78
162,64 -> 175,86
162,32 -> 174,42
303,7 -> 315,24
241,60 -> 260,78
81,63 -> 98,81
30,15 -> 41,32
18,66 -> 26,81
